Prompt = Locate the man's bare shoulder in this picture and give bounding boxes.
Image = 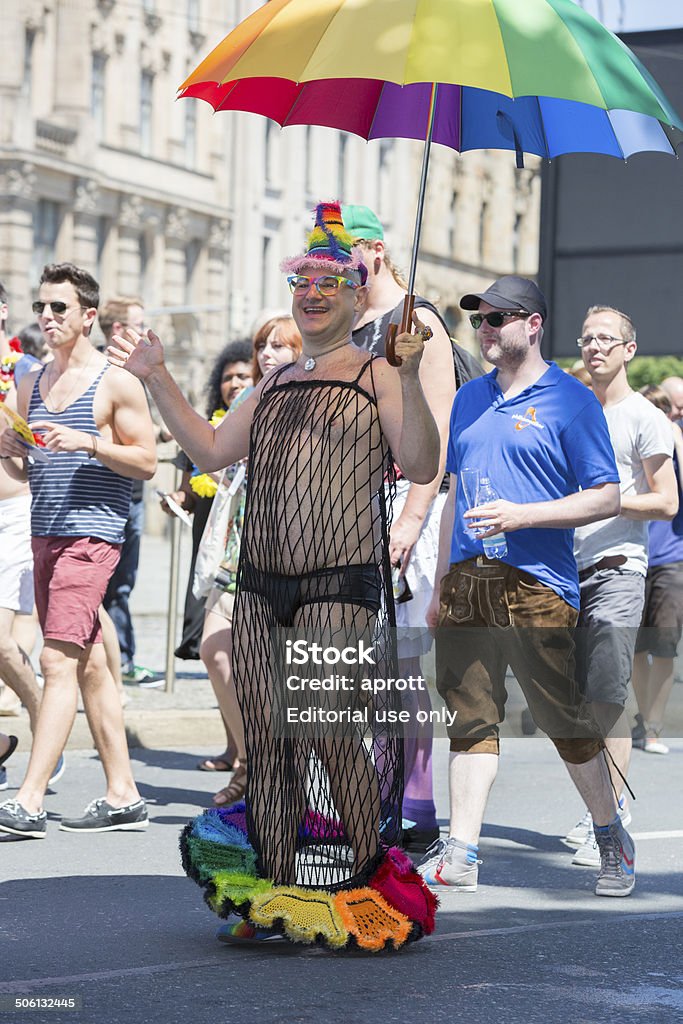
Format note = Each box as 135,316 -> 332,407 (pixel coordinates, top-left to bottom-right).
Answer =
103,361 -> 148,402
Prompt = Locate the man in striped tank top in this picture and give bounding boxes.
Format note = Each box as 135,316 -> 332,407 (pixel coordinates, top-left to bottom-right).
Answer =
0,263 -> 157,839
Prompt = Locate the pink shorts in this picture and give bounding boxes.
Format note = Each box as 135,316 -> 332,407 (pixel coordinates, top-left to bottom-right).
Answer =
32,536 -> 121,649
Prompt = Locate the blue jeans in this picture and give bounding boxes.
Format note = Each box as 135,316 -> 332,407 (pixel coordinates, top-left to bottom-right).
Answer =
104,496 -> 144,665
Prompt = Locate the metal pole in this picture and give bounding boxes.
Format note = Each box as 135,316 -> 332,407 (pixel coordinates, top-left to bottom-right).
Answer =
164,463 -> 183,693
407,83 -> 439,297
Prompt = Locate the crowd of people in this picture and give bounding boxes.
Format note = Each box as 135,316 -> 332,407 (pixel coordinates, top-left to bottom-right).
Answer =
0,201 -> 681,949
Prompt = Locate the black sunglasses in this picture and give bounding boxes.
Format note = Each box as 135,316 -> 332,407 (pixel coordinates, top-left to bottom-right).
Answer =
469,311 -> 531,329
31,300 -> 84,316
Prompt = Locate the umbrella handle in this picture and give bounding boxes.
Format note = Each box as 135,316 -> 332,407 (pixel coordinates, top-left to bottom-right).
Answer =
385,294 -> 416,367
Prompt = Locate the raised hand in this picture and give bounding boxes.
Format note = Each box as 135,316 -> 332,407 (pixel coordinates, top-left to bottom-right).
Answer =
108,328 -> 165,381
393,310 -> 433,375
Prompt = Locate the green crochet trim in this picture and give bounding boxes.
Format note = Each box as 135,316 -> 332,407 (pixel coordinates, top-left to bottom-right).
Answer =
186,836 -> 257,879
208,871 -> 273,912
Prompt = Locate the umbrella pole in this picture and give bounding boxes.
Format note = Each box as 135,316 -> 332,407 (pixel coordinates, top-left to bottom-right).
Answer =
385,84 -> 438,366
407,82 -> 438,296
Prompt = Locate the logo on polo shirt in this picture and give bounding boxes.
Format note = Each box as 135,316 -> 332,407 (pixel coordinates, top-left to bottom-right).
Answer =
512,406 -> 545,431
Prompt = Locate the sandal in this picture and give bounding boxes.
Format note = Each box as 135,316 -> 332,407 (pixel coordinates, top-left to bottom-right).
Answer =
0,735 -> 18,768
213,764 -> 247,807
197,756 -> 234,772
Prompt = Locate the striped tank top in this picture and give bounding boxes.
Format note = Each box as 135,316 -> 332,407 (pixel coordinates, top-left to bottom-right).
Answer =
27,365 -> 132,543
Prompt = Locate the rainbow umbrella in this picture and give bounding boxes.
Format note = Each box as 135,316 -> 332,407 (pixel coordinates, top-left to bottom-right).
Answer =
180,0 -> 682,357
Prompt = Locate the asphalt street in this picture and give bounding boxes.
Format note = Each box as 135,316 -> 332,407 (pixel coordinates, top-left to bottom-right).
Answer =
2,737 -> 682,1024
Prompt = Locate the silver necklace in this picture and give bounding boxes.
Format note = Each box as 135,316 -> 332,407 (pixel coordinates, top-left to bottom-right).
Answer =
302,341 -> 349,372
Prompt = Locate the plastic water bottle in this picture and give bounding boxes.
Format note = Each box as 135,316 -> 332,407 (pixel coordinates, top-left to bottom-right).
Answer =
477,477 -> 508,560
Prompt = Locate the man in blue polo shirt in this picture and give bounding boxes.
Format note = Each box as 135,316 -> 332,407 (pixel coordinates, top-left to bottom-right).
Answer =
419,276 -> 636,898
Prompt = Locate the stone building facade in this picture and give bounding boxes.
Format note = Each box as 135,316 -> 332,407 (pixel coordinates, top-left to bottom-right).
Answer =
1,0 -> 541,396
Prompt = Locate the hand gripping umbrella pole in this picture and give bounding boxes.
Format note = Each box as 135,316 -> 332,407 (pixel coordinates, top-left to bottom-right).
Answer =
385,83 -> 439,368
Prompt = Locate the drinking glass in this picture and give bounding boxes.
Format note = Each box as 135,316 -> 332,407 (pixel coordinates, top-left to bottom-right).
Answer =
460,467 -> 483,536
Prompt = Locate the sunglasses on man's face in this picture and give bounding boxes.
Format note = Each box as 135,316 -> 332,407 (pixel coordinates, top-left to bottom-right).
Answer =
469,311 -> 531,330
32,300 -> 84,317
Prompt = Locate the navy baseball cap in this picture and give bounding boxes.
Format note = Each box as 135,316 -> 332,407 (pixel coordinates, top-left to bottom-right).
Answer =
460,275 -> 547,322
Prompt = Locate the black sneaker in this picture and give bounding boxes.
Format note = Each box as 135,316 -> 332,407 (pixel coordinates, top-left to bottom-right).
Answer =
59,797 -> 149,833
0,799 -> 47,838
402,825 -> 441,853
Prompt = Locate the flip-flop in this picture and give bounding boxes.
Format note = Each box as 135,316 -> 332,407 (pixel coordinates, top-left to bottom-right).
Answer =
0,735 -> 18,768
197,757 -> 234,772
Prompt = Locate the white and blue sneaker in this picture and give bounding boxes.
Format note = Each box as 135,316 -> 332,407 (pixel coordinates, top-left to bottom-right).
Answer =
571,796 -> 632,867
417,837 -> 481,891
594,818 -> 636,897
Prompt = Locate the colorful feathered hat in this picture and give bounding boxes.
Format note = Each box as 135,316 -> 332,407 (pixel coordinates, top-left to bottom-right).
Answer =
281,201 -> 368,285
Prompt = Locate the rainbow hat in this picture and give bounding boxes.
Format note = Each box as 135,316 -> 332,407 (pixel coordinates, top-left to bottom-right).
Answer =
281,201 -> 368,284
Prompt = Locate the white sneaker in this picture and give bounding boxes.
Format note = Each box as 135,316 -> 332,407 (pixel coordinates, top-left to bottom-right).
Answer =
564,809 -> 593,848
571,797 -> 631,867
417,837 -> 481,891
643,727 -> 669,755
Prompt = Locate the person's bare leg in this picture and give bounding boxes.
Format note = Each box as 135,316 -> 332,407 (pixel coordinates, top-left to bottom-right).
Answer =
632,652 -> 674,731
590,701 -> 632,814
563,750 -> 618,826
0,607 -> 42,732
11,609 -> 38,663
448,750 -> 499,844
99,606 -> 127,707
13,640 -> 81,813
200,610 -> 245,769
78,642 -> 140,807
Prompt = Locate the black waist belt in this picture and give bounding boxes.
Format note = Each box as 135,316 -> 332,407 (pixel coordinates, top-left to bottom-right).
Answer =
578,555 -> 627,582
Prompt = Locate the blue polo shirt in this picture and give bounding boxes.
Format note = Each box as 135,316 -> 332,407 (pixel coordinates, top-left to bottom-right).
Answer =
446,362 -> 619,609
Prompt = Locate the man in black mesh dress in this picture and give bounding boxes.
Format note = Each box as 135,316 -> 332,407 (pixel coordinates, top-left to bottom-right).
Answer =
108,202 -> 440,947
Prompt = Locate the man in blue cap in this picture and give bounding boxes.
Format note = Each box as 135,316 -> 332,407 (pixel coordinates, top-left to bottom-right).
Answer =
421,275 -> 637,899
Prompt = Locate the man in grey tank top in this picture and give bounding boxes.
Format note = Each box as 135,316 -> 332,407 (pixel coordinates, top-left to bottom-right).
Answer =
0,262 -> 157,839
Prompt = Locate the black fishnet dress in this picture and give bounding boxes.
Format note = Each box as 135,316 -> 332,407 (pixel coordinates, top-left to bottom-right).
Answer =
181,354 -> 438,949
234,356 -> 402,889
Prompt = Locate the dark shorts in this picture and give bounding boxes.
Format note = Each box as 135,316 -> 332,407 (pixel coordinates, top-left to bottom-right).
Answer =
635,561 -> 683,659
32,536 -> 121,649
434,558 -> 601,764
576,568 -> 645,707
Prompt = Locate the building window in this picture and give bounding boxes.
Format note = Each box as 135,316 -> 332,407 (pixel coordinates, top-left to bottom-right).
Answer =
187,0 -> 200,32
21,28 -> 35,102
512,212 -> 523,271
91,53 -> 107,141
185,240 -> 200,306
264,120 -> 274,185
337,134 -> 348,198
140,71 -> 154,156
32,200 -> 61,281
448,190 -> 458,255
139,233 -> 156,304
478,201 -> 488,263
304,125 -> 312,195
377,140 -> 392,217
185,100 -> 197,169
95,216 -> 109,281
261,236 -> 271,310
